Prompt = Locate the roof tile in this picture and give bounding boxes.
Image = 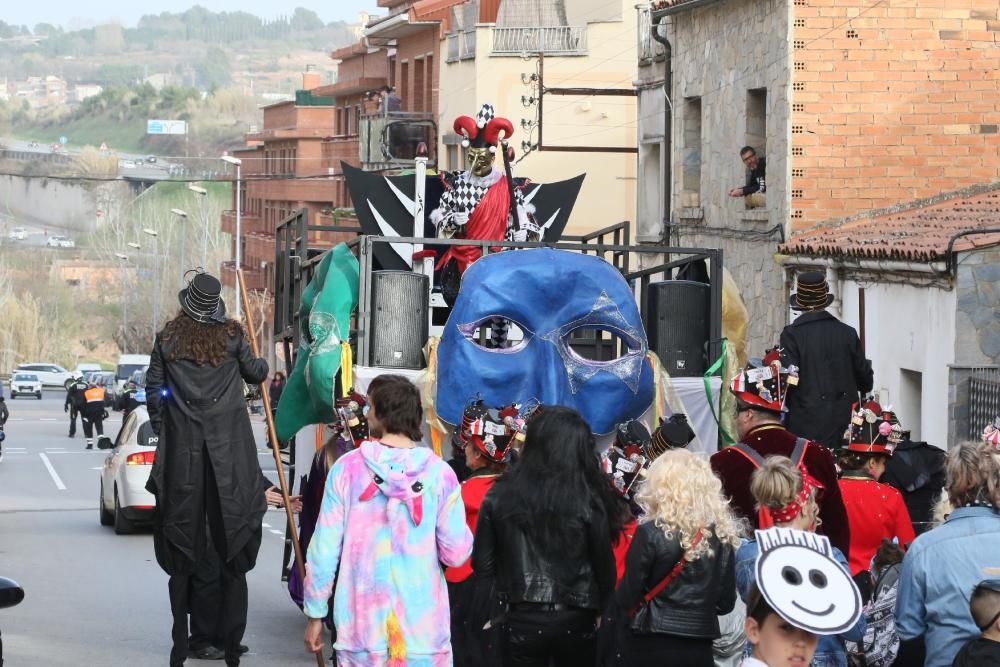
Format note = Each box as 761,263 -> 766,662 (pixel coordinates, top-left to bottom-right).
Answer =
780,183 -> 1000,263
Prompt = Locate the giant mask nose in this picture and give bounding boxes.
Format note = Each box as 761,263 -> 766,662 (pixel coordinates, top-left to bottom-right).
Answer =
436,249 -> 655,434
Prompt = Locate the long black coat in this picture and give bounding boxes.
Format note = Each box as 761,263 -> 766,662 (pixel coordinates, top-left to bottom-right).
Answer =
780,310 -> 873,448
145,327 -> 269,575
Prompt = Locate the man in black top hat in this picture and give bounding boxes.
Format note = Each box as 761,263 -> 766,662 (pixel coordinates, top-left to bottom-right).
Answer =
146,270 -> 269,667
780,271 -> 873,449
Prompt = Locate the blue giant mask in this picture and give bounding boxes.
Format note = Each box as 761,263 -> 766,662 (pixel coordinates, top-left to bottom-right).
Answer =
437,249 -> 654,434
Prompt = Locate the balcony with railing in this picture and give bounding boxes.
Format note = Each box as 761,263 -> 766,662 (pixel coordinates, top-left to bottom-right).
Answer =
638,4 -> 667,64
491,26 -> 588,56
221,210 -> 264,237
359,111 -> 437,170
447,29 -> 477,62
220,261 -> 266,292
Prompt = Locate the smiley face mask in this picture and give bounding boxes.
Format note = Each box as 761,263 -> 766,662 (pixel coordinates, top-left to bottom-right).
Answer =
754,527 -> 863,635
436,249 -> 654,435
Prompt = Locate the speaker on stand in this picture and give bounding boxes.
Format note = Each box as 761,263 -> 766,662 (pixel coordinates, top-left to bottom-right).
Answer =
646,280 -> 711,377
369,271 -> 430,369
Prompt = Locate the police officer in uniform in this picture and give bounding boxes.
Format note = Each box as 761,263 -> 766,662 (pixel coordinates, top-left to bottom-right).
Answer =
65,375 -> 88,437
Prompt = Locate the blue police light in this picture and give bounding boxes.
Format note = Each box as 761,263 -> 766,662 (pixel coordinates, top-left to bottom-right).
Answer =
160,388 -> 169,398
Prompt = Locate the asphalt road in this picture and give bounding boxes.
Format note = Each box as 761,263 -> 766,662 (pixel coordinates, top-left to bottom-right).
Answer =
0,391 -> 320,666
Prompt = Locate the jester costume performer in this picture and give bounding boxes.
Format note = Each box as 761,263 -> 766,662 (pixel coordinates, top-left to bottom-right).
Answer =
430,103 -> 540,268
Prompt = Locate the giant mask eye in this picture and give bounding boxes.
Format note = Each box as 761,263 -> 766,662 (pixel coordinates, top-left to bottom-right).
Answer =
457,316 -> 533,353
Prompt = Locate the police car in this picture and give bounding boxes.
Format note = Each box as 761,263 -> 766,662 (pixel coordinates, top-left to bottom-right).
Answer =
98,401 -> 156,535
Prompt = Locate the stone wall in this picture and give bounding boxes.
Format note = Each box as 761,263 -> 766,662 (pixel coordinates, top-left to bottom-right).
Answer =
667,0 -> 791,353
951,247 -> 1000,446
954,246 -> 1000,366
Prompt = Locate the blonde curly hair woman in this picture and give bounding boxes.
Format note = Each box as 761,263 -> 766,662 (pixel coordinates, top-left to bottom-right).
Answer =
613,449 -> 743,667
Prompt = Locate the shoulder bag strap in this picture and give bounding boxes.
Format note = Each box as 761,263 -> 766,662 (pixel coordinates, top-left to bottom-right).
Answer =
630,529 -> 705,619
729,443 -> 766,468
791,438 -> 809,466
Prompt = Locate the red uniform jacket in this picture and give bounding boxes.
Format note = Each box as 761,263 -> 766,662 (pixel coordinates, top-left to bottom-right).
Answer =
710,423 -> 850,555
612,517 -> 638,586
445,472 -> 500,583
838,473 -> 916,576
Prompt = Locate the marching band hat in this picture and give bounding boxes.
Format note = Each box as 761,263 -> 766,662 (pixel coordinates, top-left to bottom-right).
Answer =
790,271 -> 835,311
646,414 -> 695,459
729,347 -> 799,414
845,398 -> 902,455
179,270 -> 227,324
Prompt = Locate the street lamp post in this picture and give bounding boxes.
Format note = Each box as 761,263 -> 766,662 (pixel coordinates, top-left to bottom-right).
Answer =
115,253 -> 129,354
170,208 -> 189,288
187,184 -> 209,269
221,155 -> 242,318
143,228 -> 159,335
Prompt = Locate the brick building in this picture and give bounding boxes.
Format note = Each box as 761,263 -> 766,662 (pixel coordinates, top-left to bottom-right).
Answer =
314,43 -> 389,208
636,0 -> 1000,353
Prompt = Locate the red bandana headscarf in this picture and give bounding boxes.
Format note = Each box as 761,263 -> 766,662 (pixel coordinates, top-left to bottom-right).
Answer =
758,465 -> 824,528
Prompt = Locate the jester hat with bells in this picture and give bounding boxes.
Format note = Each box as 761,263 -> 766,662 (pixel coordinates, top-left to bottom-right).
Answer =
454,103 -> 514,154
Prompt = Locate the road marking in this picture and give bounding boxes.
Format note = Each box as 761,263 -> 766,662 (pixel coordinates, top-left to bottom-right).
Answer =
40,418 -> 57,422
262,522 -> 272,528
38,453 -> 67,490
269,529 -> 283,536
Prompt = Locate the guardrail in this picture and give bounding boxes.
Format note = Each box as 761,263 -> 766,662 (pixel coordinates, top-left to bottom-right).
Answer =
491,25 -> 588,56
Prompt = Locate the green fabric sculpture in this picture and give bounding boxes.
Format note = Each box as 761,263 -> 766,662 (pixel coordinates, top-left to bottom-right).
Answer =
274,243 -> 359,442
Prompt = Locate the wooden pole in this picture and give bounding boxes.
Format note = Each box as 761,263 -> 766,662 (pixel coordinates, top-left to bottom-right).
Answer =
237,270 -> 325,667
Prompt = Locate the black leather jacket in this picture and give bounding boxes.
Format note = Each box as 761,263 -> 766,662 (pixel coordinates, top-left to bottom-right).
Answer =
616,522 -> 736,638
471,484 -> 616,611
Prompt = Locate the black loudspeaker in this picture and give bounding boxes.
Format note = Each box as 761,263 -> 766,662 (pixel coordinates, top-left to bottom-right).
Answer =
369,271 -> 429,369
646,280 -> 710,377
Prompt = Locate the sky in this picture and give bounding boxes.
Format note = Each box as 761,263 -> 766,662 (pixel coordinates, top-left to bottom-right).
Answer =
3,1 -> 377,31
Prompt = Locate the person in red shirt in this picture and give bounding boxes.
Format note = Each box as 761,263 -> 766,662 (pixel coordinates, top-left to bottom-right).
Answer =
445,400 -> 515,667
837,400 -> 916,602
601,420 -> 652,584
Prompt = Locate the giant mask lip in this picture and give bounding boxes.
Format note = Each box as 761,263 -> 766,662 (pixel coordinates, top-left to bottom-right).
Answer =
436,249 -> 654,435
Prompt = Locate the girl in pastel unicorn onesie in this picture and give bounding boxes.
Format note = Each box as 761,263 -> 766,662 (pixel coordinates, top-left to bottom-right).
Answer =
304,375 -> 474,666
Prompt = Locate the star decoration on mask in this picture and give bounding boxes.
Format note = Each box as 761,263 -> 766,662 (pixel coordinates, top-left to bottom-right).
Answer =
540,291 -> 648,394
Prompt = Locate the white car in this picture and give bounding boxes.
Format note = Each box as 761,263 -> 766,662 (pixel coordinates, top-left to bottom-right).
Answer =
9,373 -> 42,400
13,363 -> 72,388
74,363 -> 102,378
8,227 -> 26,241
46,235 -> 75,248
99,405 -> 156,534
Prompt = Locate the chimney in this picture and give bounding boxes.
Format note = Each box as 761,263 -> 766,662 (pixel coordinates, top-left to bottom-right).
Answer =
302,64 -> 320,91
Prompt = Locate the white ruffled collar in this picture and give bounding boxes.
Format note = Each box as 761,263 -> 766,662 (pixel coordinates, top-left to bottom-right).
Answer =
464,167 -> 502,188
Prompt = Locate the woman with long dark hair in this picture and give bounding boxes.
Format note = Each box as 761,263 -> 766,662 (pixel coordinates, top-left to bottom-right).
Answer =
145,271 -> 269,667
472,405 -> 622,666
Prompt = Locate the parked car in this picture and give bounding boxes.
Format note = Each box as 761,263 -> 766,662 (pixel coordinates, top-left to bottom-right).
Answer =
145,155 -> 157,164
13,363 -> 72,388
99,406 -> 156,534
9,373 -> 42,400
8,227 -> 26,241
74,362 -> 102,378
46,235 -> 75,248
129,368 -> 147,389
116,354 -> 150,390
119,159 -> 136,169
